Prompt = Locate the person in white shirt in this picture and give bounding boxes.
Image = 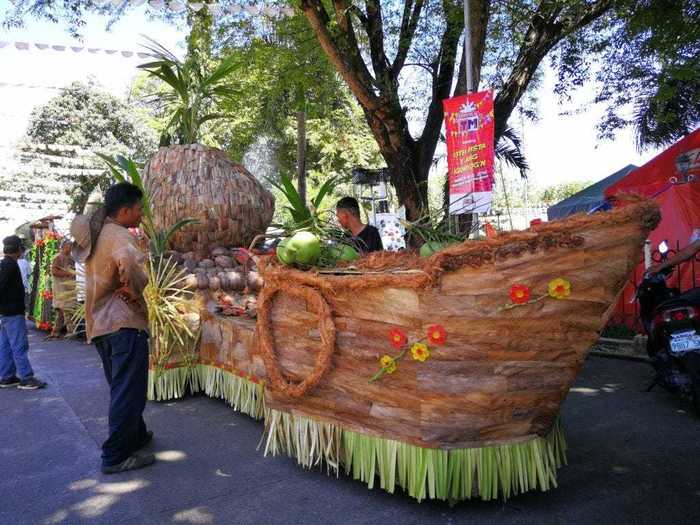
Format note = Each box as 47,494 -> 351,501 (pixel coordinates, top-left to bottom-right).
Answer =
16,251 -> 31,310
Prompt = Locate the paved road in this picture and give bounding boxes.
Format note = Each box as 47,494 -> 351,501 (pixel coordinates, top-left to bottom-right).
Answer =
1,327 -> 699,525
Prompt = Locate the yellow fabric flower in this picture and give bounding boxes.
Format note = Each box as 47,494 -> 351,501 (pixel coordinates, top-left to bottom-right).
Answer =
548,278 -> 572,299
410,343 -> 430,362
380,355 -> 397,374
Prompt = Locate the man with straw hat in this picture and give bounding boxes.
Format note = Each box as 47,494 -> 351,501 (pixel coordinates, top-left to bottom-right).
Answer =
0,235 -> 46,390
71,182 -> 155,475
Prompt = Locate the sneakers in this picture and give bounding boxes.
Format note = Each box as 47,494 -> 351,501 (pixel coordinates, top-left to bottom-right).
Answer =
18,377 -> 47,390
102,453 -> 156,475
0,376 -> 20,388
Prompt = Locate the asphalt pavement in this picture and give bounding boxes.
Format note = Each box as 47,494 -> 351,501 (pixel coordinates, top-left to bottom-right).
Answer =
1,325 -> 699,525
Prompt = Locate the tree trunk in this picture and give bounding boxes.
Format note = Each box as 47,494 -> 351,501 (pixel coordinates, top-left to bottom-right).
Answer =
362,108 -> 428,229
385,146 -> 429,226
296,110 -> 307,206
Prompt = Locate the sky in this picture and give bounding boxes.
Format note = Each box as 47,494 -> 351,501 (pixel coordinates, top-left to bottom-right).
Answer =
0,3 -> 664,190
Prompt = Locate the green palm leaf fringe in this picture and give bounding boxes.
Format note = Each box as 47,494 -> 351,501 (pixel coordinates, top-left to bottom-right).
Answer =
148,364 -> 265,420
149,364 -> 567,502
261,408 -> 567,502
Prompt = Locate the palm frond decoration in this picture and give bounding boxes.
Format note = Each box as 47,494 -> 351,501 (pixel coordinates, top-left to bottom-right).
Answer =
266,173 -> 339,234
137,37 -> 239,145
144,255 -> 201,375
51,267 -> 85,337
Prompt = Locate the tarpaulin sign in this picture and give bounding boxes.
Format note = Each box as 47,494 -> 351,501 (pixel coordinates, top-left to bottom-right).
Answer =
443,90 -> 495,214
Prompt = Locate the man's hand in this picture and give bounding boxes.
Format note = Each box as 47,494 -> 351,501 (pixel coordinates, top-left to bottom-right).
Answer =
115,285 -> 140,305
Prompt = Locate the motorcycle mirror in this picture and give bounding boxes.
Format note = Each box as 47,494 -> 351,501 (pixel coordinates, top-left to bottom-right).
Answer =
659,240 -> 669,255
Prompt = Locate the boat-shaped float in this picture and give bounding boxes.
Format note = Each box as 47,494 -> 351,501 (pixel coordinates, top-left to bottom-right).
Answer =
149,199 -> 659,501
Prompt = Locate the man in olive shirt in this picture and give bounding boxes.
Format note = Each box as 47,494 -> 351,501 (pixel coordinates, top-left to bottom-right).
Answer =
336,197 -> 384,254
71,183 -> 154,474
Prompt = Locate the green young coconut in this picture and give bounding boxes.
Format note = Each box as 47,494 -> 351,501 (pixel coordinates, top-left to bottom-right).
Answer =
330,243 -> 359,262
419,241 -> 446,257
276,238 -> 295,265
288,231 -> 321,265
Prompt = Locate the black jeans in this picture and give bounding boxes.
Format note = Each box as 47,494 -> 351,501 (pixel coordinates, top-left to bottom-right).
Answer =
94,328 -> 150,467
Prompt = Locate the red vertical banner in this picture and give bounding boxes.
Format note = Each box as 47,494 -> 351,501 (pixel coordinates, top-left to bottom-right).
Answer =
442,90 -> 495,214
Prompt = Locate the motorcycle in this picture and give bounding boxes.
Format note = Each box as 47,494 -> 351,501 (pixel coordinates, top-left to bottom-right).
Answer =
637,267 -> 700,414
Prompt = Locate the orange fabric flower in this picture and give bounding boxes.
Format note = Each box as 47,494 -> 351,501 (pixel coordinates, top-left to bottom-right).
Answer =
509,284 -> 531,304
548,278 -> 571,299
427,324 -> 446,345
388,328 -> 407,349
410,343 -> 430,362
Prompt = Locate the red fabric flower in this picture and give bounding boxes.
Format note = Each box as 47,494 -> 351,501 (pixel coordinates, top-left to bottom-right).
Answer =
509,284 -> 531,305
388,328 -> 407,349
427,324 -> 447,345
238,370 -> 247,378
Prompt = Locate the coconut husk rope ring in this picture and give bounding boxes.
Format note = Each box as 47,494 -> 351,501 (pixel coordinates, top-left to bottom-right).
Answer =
257,283 -> 336,398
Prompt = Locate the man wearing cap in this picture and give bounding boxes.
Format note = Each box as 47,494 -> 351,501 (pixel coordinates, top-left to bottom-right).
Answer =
0,235 -> 46,390
71,182 -> 155,474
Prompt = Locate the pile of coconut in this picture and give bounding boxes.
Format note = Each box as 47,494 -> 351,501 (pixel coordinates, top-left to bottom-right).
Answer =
167,246 -> 264,293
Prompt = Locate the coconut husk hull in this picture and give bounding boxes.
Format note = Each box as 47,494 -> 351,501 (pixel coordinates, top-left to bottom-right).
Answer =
193,199 -> 659,449
144,144 -> 274,253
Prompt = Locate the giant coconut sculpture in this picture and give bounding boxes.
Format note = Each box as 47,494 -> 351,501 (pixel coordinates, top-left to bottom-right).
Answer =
143,144 -> 275,253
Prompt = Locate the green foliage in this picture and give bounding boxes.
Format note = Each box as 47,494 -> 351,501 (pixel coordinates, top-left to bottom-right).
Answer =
97,153 -> 197,256
538,181 -> 592,208
130,12 -> 382,185
551,0 -> 699,149
137,38 -> 239,145
266,172 -> 339,233
212,12 -> 383,178
24,81 -> 157,212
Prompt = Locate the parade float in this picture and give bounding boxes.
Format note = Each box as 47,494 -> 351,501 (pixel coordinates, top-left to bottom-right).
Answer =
129,40 -> 662,503
143,190 -> 659,501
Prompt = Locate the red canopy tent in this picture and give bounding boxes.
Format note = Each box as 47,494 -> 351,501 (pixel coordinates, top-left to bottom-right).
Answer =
604,129 -> 700,330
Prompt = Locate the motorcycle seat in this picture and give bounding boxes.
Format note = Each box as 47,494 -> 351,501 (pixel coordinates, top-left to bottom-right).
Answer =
657,287 -> 700,311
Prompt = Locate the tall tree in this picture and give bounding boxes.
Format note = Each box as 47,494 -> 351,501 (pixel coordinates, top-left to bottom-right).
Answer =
297,0 -> 614,224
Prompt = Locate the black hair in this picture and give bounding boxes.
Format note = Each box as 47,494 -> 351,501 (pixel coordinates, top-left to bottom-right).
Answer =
336,196 -> 360,218
3,235 -> 23,255
104,183 -> 143,217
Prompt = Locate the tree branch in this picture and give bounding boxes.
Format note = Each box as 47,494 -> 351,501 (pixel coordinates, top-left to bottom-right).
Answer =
392,0 -> 426,78
418,0 -> 464,172
300,0 -> 380,111
364,0 -> 392,85
493,0 -> 612,140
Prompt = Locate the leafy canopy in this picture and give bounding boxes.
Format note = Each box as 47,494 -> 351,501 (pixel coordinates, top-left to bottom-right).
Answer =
24,80 -> 157,212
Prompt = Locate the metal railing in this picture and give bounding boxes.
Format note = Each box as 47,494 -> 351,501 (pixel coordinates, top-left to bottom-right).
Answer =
607,240 -> 700,332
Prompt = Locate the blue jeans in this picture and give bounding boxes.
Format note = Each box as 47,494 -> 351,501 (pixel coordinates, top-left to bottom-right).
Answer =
94,329 -> 150,467
0,315 -> 34,381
